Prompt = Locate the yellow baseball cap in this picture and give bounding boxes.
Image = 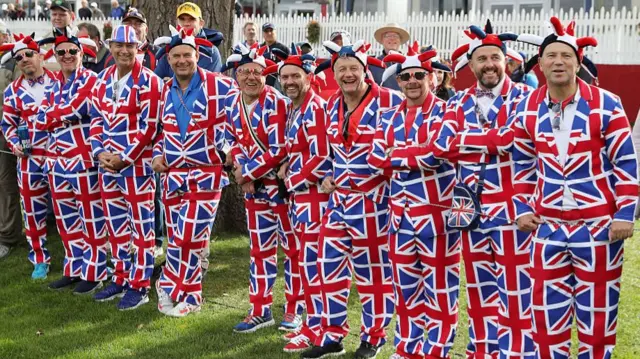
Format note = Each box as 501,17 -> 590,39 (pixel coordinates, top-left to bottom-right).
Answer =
176,2 -> 201,19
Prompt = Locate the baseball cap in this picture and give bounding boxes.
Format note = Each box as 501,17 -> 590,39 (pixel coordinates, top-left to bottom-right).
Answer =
330,29 -> 351,42
176,2 -> 202,19
262,23 -> 275,31
123,7 -> 146,23
50,0 -> 73,12
90,2 -> 97,7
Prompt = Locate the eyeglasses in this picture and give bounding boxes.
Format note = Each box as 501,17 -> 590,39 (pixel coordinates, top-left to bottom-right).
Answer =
237,68 -> 263,78
397,71 -> 428,82
55,48 -> 79,57
383,32 -> 400,39
14,50 -> 36,62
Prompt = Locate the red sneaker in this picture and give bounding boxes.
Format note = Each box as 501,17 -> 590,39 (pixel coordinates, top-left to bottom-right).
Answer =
282,329 -> 301,341
283,334 -> 312,353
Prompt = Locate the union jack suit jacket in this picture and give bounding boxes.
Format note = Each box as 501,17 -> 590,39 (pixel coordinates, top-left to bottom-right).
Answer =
90,60 -> 163,177
326,81 -> 403,207
225,85 -> 289,203
368,94 -> 456,234
434,77 -> 530,226
512,79 -> 639,239
35,67 -> 98,172
152,68 -> 235,191
285,89 -> 331,224
1,69 -> 57,173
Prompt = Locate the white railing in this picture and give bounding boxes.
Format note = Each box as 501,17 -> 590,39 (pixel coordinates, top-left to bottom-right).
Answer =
233,7 -> 640,64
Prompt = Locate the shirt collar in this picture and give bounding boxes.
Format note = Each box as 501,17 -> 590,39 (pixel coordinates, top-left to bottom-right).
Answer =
171,71 -> 201,92
491,75 -> 506,97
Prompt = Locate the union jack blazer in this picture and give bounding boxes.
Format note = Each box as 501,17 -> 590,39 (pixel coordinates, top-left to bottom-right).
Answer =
90,60 -> 163,177
512,78 -> 639,236
434,77 -> 530,225
225,85 -> 289,203
35,67 -> 98,172
2,68 -> 57,172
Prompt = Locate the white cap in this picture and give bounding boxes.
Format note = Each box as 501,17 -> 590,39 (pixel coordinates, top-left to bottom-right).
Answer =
1,4 -> 6,10
90,2 -> 97,7
45,0 -> 51,4
0,20 -> 6,34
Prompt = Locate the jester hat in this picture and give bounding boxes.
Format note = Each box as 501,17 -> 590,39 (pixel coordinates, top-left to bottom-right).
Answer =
154,25 -> 214,60
263,42 -> 317,76
517,16 -> 597,61
39,26 -> 97,58
0,33 -> 46,65
314,38 -> 385,75
380,41 -> 452,83
221,42 -> 275,72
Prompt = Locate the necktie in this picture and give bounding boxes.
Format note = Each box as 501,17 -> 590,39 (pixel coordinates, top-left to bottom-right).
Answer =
475,88 -> 495,99
27,75 -> 45,87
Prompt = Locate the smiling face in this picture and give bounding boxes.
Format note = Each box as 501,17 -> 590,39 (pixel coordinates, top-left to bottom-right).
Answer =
123,18 -> 147,43
237,62 -> 265,99
397,68 -> 430,102
110,42 -> 137,70
50,8 -> 72,29
382,31 -> 401,52
54,42 -> 82,73
15,49 -> 44,77
469,45 -> 506,89
334,56 -> 365,97
280,65 -> 309,103
168,45 -> 198,79
539,41 -> 579,88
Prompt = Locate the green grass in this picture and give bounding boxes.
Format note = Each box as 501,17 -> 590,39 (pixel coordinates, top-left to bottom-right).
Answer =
1,229 -> 639,359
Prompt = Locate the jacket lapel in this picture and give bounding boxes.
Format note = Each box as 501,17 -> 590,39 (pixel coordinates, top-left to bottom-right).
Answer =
566,80 -> 592,158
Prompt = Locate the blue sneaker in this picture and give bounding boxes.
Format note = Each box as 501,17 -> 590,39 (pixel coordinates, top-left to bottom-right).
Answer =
279,312 -> 303,331
31,263 -> 50,280
233,310 -> 275,333
94,283 -> 125,302
117,289 -> 149,311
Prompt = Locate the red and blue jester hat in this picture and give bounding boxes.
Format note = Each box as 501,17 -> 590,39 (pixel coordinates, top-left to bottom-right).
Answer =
38,26 -> 98,59
262,42 -> 326,86
220,42 -> 275,72
313,38 -> 385,75
451,19 -> 522,74
0,33 -> 49,65
153,25 -> 214,60
380,41 -> 452,84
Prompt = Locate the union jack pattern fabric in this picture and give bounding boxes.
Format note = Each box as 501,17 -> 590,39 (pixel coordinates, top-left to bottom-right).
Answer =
284,89 -> 331,339
316,82 -> 401,348
154,69 -> 234,305
433,77 -> 534,359
1,69 -> 56,265
367,94 -> 461,359
225,85 -> 303,317
511,79 -> 638,359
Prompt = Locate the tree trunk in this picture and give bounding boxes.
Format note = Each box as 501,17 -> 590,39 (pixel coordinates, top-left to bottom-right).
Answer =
138,0 -> 247,234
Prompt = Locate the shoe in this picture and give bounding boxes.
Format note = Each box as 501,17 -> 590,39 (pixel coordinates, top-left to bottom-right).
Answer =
283,328 -> 302,341
233,310 -> 275,333
0,244 -> 12,260
94,283 -> 126,302
354,341 -> 382,359
284,334 -> 312,353
156,280 -> 174,314
166,301 -> 201,317
48,276 -> 81,290
300,343 -> 346,359
117,289 -> 149,311
154,245 -> 164,258
31,263 -> 50,280
73,280 -> 103,295
279,312 -> 303,331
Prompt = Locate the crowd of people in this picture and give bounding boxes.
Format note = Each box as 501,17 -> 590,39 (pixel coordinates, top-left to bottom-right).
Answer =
0,2 -> 637,359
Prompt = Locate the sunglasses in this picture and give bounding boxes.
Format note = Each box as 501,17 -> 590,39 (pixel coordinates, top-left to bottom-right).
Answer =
397,71 -> 429,82
237,68 -> 263,78
14,50 -> 36,62
55,48 -> 80,57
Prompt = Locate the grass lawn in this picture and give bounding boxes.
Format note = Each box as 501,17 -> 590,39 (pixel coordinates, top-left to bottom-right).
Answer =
1,229 -> 639,359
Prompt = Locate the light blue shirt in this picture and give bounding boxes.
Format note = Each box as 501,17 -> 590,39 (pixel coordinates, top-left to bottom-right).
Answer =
169,72 -> 202,140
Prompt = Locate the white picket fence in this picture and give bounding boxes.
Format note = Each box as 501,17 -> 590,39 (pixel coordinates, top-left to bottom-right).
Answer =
234,7 -> 640,64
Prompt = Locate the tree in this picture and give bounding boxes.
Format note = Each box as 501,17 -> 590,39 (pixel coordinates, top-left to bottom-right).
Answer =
138,0 -> 248,234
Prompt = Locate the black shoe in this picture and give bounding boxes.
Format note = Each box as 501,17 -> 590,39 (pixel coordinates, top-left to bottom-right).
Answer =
73,280 -> 103,295
354,341 -> 382,359
300,343 -> 345,359
48,276 -> 81,290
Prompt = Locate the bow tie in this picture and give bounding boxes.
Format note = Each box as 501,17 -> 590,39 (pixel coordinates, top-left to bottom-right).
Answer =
27,76 -> 45,87
475,89 -> 495,99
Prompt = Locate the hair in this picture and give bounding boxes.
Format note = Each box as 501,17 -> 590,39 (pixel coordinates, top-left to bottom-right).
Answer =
78,22 -> 101,40
243,22 -> 256,30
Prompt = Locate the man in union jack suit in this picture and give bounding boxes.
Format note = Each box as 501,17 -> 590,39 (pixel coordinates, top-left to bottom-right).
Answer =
301,38 -> 402,359
433,20 -> 534,359
367,42 -> 460,359
34,27 -> 108,295
1,34 -> 57,280
262,43 -> 332,352
513,17 -> 638,359
151,26 -> 234,317
223,42 -> 304,334
89,25 -> 163,310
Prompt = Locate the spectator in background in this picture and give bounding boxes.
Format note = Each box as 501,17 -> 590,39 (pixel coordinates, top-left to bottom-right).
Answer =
235,0 -> 243,17
7,4 -> 17,20
370,23 -> 410,91
243,22 -> 257,47
297,41 -> 312,54
14,4 -> 26,19
110,0 -> 125,19
1,4 -> 8,20
41,0 -> 52,20
260,22 -> 288,87
434,61 -> 455,101
79,0 -> 92,19
91,2 -> 105,19
507,51 -> 538,88
329,29 -> 351,46
78,22 -> 110,73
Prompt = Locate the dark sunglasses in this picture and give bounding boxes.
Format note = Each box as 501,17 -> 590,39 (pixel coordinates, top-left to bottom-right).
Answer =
397,71 -> 429,82
14,50 -> 36,62
56,48 -> 80,57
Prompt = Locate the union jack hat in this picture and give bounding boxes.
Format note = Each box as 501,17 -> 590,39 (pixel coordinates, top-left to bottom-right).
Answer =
0,33 -> 44,65
380,41 -> 452,83
154,25 -> 214,59
517,16 -> 597,60
451,19 -> 520,73
106,25 -> 139,44
262,42 -> 317,76
221,42 -> 275,72
314,38 -> 385,75
39,26 -> 97,58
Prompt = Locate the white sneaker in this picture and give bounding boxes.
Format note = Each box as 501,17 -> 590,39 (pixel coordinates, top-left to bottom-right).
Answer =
166,301 -> 201,318
155,281 -> 173,314
154,245 -> 164,258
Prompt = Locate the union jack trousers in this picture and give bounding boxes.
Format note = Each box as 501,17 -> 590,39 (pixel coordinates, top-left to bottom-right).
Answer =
368,94 -> 461,359
90,61 -> 163,291
511,79 -> 638,359
284,89 -> 332,339
434,77 -> 534,359
35,67 -> 108,281
1,69 -> 56,265
225,85 -> 303,317
317,81 -> 402,348
153,68 -> 234,305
